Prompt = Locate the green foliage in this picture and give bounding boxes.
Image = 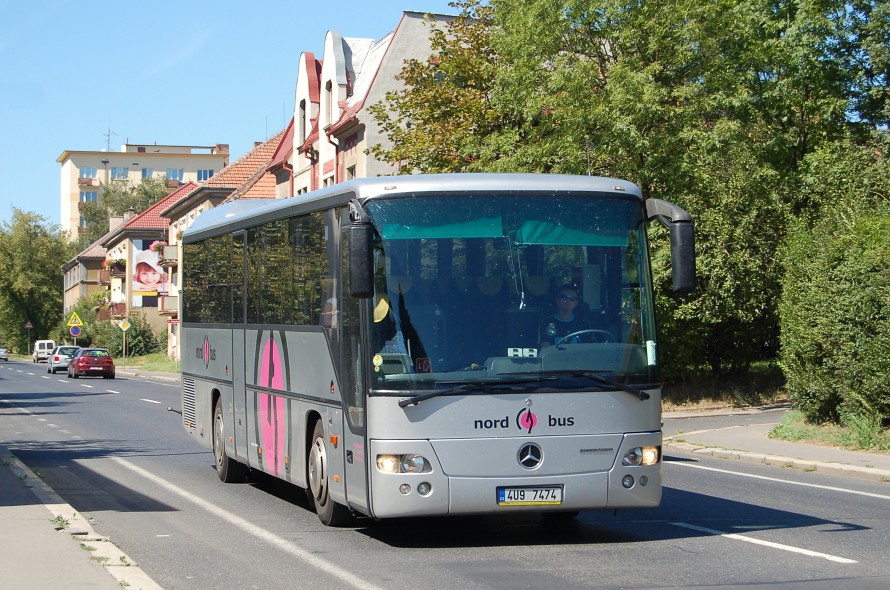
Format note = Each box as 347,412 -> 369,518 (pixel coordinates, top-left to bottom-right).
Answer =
89,312 -> 164,358
0,209 -> 76,353
779,136 -> 890,423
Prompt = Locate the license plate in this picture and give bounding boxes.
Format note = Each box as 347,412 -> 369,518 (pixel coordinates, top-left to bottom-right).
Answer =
497,485 -> 563,506
90,367 -> 103,370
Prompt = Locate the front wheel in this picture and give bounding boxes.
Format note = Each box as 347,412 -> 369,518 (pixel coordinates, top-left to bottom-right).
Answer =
307,421 -> 351,526
213,399 -> 247,483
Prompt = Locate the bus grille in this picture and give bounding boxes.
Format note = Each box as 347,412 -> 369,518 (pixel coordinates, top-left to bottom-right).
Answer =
182,377 -> 196,426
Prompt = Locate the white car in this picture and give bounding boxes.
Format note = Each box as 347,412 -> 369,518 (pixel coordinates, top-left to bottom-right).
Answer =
47,346 -> 80,374
0,346 -> 8,361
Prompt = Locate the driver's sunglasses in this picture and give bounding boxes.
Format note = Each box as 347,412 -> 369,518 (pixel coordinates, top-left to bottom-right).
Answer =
558,294 -> 578,302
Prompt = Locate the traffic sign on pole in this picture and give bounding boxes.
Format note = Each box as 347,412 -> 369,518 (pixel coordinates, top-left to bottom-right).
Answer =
67,312 -> 83,327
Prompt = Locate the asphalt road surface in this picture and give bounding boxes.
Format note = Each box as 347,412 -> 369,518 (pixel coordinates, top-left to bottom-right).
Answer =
2,361 -> 889,589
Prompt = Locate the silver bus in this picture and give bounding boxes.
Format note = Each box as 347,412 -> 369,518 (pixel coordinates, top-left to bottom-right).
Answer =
180,173 -> 695,526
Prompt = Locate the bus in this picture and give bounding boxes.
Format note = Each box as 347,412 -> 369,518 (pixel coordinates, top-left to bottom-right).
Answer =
179,173 -> 695,526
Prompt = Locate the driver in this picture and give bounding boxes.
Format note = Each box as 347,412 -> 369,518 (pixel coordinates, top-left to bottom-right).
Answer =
538,284 -> 591,347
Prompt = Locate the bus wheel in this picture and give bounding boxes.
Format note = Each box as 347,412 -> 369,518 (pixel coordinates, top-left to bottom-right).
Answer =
307,421 -> 351,526
213,400 -> 247,483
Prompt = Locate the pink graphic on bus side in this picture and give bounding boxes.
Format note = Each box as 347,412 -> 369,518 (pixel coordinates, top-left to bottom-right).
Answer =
259,335 -> 286,477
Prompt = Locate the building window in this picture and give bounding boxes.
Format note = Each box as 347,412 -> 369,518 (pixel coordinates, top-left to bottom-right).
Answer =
197,169 -> 214,181
79,168 -> 97,179
142,168 -> 153,179
111,167 -> 129,180
167,168 -> 184,182
346,166 -> 356,180
79,191 -> 98,203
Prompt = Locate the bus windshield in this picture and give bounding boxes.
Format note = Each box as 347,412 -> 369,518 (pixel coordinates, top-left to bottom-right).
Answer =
364,192 -> 658,393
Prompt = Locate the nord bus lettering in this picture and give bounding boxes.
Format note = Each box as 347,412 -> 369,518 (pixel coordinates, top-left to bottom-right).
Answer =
474,415 -> 575,429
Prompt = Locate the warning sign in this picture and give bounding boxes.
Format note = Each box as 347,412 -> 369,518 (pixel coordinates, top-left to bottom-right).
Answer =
67,312 -> 83,327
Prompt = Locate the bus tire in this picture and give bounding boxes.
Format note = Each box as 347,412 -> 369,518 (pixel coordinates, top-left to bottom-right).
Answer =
214,399 -> 247,483
307,421 -> 351,526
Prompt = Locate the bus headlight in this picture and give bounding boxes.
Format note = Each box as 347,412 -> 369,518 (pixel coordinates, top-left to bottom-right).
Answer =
376,454 -> 432,474
622,446 -> 659,466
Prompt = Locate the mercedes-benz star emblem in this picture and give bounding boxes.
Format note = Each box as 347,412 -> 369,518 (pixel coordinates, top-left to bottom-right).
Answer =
517,443 -> 543,469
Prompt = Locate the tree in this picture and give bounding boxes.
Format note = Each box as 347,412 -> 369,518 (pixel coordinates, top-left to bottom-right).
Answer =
77,177 -> 170,247
0,209 -> 76,353
368,0 -> 508,172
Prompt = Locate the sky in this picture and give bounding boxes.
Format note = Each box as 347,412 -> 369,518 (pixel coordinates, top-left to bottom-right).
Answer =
0,0 -> 457,228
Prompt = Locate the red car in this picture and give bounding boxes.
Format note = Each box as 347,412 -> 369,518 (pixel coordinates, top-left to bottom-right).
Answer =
67,348 -> 116,379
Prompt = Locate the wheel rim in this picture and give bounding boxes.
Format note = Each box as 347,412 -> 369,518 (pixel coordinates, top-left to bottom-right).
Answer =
308,436 -> 328,503
214,410 -> 225,469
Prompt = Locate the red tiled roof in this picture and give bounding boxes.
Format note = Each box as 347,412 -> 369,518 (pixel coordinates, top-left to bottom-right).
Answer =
120,182 -> 199,231
221,129 -> 286,202
204,129 -> 286,189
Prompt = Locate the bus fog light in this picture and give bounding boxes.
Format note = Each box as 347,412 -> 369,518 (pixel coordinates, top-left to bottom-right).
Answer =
401,454 -> 428,473
622,475 -> 635,489
377,455 -> 399,473
399,484 -> 411,495
417,482 -> 432,496
640,475 -> 649,486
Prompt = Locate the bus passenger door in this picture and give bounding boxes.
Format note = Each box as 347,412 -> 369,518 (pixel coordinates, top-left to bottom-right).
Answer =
232,232 -> 249,459
340,226 -> 369,514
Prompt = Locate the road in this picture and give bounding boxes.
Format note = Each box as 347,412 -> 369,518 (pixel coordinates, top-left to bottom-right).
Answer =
2,360 -> 889,589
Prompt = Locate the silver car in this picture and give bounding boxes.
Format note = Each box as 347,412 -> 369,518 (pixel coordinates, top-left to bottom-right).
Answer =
47,346 -> 80,374
0,346 -> 8,361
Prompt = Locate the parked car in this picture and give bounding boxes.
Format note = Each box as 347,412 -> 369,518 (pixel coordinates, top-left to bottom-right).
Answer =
0,345 -> 8,361
47,345 -> 81,374
67,348 -> 115,379
32,339 -> 56,363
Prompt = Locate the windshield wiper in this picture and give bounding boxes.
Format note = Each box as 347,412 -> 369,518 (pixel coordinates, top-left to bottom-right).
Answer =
398,377 -> 558,408
500,370 -> 651,401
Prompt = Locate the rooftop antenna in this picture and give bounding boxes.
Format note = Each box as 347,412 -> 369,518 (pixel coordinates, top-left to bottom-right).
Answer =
104,125 -> 118,152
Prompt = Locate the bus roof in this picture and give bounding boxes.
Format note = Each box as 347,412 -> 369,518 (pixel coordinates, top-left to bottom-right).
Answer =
182,173 -> 643,243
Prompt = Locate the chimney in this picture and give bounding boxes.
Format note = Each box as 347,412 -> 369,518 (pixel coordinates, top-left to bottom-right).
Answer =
123,207 -> 137,221
212,144 -> 230,155
108,215 -> 125,231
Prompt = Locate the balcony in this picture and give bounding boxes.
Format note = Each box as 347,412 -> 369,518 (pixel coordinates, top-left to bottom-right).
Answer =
96,307 -> 111,321
110,262 -> 126,278
166,179 -> 181,188
98,270 -> 111,285
159,244 -> 178,268
110,302 -> 126,318
78,177 -> 99,187
159,295 -> 179,316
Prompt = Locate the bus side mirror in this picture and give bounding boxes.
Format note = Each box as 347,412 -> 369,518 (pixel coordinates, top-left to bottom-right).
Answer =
646,198 -> 696,293
348,224 -> 374,298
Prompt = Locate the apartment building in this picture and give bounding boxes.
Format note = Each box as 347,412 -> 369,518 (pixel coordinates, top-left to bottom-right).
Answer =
57,143 -> 229,239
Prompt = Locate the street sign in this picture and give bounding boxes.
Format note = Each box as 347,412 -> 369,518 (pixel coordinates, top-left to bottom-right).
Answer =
69,326 -> 81,337
119,319 -> 131,332
67,312 -> 83,327
24,321 -> 33,329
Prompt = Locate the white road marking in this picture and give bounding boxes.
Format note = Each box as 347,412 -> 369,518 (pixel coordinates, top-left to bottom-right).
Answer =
671,522 -> 857,564
140,399 -> 161,404
671,461 -> 890,500
80,384 -> 94,388
107,390 -> 120,394
112,457 -> 386,590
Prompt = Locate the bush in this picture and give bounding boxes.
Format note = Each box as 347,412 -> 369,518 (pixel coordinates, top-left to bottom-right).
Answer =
90,312 -> 164,357
779,214 -> 890,423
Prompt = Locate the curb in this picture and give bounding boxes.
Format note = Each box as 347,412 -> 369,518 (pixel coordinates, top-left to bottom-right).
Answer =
664,439 -> 890,483
1,446 -> 164,590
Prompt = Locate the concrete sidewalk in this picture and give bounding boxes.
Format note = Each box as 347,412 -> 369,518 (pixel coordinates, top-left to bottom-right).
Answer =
663,412 -> 890,483
0,444 -> 163,590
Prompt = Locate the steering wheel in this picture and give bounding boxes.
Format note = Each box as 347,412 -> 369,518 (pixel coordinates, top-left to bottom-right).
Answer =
558,329 -> 616,345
